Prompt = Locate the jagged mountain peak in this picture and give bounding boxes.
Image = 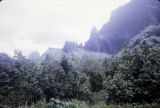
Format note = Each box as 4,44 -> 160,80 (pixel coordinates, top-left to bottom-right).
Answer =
90,27 -> 98,37
84,0 -> 160,54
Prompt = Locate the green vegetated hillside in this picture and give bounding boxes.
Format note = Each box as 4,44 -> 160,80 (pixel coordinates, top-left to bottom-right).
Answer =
0,24 -> 160,108
1,0 -> 160,107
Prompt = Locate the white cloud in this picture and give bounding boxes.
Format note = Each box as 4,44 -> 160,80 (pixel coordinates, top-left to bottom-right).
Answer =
0,0 -> 130,56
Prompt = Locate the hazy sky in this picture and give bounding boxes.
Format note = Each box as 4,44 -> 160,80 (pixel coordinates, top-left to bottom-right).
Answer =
0,0 -> 130,56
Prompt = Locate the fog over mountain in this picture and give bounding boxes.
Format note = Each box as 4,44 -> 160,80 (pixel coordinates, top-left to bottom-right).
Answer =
1,0 -> 160,107
0,0 -> 129,56
84,0 -> 160,54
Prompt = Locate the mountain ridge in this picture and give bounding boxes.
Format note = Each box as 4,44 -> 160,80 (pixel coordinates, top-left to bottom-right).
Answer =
84,0 -> 160,54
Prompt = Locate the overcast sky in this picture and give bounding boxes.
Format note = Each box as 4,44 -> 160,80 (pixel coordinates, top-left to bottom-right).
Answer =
0,0 -> 130,56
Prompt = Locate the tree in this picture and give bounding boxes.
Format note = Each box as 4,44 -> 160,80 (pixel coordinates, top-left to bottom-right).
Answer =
104,42 -> 160,103
0,53 -> 13,106
89,72 -> 103,92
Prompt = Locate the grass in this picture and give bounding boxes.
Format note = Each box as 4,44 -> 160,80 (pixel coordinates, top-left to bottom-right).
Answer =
17,100 -> 160,108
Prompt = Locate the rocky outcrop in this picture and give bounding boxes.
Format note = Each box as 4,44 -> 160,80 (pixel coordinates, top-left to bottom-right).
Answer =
84,0 -> 160,54
84,27 -> 103,52
62,41 -> 79,53
28,51 -> 40,62
128,24 -> 160,49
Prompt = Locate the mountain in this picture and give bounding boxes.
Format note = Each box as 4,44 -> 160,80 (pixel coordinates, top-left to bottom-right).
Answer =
128,24 -> 160,49
28,51 -> 40,62
62,41 -> 80,53
84,0 -> 160,54
41,48 -> 109,62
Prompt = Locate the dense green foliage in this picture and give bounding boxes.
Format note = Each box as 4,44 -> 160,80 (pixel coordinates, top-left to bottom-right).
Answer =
0,42 -> 160,107
104,43 -> 160,103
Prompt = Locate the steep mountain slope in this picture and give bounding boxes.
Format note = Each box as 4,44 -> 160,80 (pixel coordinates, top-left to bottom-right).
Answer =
84,0 -> 160,54
128,24 -> 160,49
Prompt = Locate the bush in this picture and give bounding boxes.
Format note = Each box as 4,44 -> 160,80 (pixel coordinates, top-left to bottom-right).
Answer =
103,43 -> 160,103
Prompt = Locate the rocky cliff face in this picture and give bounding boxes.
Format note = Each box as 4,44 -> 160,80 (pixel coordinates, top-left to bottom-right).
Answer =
84,0 -> 160,54
62,41 -> 80,53
128,24 -> 160,49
